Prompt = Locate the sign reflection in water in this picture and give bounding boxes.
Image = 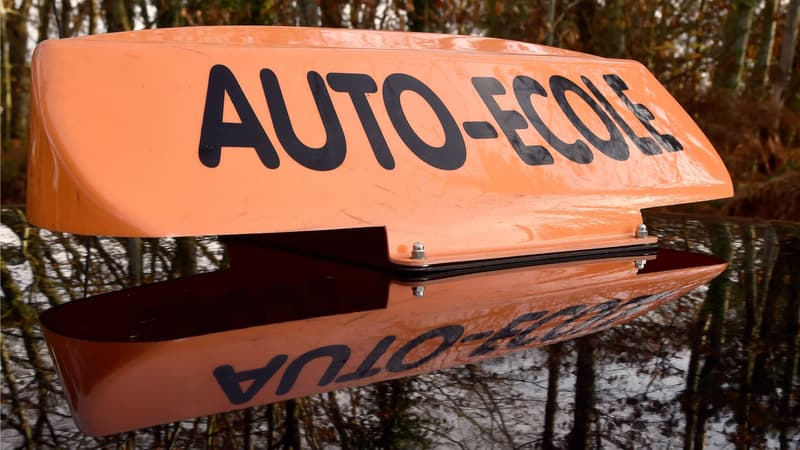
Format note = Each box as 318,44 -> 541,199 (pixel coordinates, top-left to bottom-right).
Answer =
1,208 -> 798,449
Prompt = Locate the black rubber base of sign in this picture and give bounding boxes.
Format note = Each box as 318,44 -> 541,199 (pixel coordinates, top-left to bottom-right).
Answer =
388,243 -> 659,281
226,228 -> 658,282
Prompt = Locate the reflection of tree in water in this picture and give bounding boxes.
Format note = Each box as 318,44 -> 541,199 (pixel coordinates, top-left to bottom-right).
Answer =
1,208 -> 798,448
683,222 -> 733,450
651,215 -> 799,450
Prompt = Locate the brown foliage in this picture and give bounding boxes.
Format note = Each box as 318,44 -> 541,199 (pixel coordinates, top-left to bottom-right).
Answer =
686,90 -> 799,178
725,172 -> 800,221
680,88 -> 800,219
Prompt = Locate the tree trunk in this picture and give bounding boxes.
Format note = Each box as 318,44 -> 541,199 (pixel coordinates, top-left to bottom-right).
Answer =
326,392 -> 351,449
283,399 -> 301,450
567,336 -> 597,450
266,404 -> 275,449
242,407 -> 254,450
750,0 -> 778,91
735,226 -> 766,448
542,342 -> 562,450
7,0 -> 34,140
319,0 -> 342,27
776,234 -> 799,450
714,0 -> 756,92
1,4 -> 11,152
684,223 -> 732,450
545,0 -> 557,46
138,0 -> 151,28
409,0 -> 434,32
173,237 -> 196,278
103,0 -> 131,32
155,0 -> 181,28
772,0 -> 800,103
783,69 -> 800,148
87,0 -> 97,33
61,0 -> 72,36
598,0 -> 625,58
574,0 -> 596,53
127,238 -> 143,286
37,0 -> 52,41
301,0 -> 318,26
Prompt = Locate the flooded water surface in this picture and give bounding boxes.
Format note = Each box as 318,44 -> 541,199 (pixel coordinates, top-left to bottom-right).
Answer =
1,208 -> 798,449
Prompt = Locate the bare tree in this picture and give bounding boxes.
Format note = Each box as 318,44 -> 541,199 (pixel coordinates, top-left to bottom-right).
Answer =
772,0 -> 800,103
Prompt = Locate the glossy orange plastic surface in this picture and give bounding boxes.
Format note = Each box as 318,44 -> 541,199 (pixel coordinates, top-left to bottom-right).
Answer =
41,246 -> 725,436
27,27 -> 732,265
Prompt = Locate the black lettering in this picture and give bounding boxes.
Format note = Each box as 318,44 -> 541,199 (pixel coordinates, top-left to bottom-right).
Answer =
550,75 -> 629,161
260,69 -> 346,171
603,74 -> 683,152
383,74 -> 466,170
473,76 -> 554,165
540,300 -> 624,342
557,299 -> 622,337
213,354 -> 287,405
581,77 -> 661,155
512,76 -> 592,164
593,292 -> 672,330
470,311 -> 548,356
462,121 -> 498,139
336,336 -> 396,382
461,331 -> 495,343
199,65 -> 280,169
327,73 -> 395,169
508,304 -> 588,348
387,325 -> 464,371
276,345 -> 350,395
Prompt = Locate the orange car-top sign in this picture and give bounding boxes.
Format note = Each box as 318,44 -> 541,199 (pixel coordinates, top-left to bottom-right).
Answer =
27,27 -> 732,265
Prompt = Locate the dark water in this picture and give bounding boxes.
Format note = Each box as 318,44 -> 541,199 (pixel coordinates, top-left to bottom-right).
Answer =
1,208 -> 798,449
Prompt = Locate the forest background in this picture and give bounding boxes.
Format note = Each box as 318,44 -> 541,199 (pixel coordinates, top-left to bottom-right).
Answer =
1,0 -> 799,220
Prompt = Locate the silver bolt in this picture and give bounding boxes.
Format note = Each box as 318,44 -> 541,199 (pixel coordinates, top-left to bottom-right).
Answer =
411,242 -> 426,259
634,260 -> 646,270
412,286 -> 425,297
635,224 -> 648,238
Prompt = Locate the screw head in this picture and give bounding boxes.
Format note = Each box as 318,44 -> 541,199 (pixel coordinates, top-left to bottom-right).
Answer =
636,224 -> 648,238
411,242 -> 426,259
412,286 -> 425,297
